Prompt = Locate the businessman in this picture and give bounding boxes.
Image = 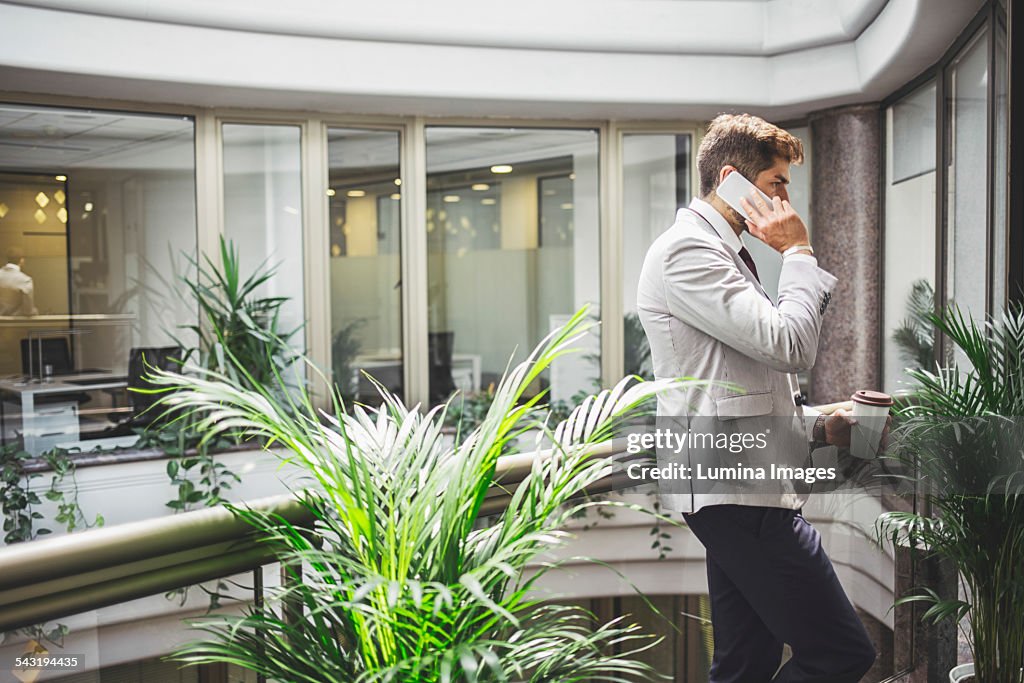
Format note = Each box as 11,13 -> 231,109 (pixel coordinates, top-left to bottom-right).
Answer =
0,247 -> 38,316
637,114 -> 876,682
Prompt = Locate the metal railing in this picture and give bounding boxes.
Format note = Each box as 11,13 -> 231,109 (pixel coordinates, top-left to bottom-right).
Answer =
0,439 -> 625,633
0,401 -> 924,682
0,405 -> 865,633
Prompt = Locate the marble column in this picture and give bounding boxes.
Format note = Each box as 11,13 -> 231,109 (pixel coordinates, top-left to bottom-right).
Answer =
808,104 -> 882,403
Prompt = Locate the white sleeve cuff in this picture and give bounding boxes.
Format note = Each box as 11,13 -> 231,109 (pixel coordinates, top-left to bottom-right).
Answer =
784,253 -> 818,266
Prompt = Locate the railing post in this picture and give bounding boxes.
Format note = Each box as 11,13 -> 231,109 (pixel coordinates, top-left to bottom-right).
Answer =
253,567 -> 266,683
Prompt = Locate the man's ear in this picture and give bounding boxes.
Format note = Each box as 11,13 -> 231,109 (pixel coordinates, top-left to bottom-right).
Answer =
718,165 -> 736,186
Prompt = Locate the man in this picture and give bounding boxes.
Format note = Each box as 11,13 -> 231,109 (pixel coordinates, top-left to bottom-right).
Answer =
637,114 -> 876,682
0,247 -> 38,316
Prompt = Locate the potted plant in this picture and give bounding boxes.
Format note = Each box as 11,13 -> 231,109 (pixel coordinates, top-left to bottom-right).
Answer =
181,236 -> 300,393
150,309 -> 675,682
879,304 -> 1024,683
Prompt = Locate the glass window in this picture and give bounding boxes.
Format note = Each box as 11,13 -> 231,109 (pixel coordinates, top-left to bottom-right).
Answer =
621,133 -> 690,379
883,82 -> 938,392
326,128 -> 402,405
222,124 -> 305,357
892,84 -> 938,183
945,28 -> 990,323
425,127 -> 600,404
0,105 -> 196,453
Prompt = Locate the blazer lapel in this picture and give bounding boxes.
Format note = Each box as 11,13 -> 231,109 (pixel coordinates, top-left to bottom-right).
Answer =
684,209 -> 772,303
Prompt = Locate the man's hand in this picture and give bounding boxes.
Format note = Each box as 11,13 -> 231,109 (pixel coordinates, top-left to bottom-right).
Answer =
825,409 -> 893,451
824,408 -> 856,449
739,194 -> 810,253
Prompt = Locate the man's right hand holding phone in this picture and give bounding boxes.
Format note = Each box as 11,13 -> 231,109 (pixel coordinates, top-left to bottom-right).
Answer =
740,193 -> 812,257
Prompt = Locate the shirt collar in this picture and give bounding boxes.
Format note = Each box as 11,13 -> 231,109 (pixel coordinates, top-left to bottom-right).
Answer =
685,197 -> 744,254
2,263 -> 19,272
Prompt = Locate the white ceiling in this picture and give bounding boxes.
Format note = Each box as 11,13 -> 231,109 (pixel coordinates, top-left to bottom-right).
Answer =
0,0 -> 988,121
0,104 -> 193,171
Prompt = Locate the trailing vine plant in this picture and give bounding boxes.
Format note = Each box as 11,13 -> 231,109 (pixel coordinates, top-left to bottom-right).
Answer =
1,443 -> 102,649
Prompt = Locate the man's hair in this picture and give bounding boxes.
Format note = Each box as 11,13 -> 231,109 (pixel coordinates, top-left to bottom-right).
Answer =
697,114 -> 804,198
6,246 -> 24,265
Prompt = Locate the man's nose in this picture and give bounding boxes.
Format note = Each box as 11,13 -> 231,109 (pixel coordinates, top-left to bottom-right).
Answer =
774,186 -> 790,202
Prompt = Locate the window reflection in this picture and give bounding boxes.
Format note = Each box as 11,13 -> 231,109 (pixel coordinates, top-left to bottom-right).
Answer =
884,82 -> 937,392
327,128 -> 403,406
425,127 -> 600,404
945,28 -> 990,323
222,124 -> 306,358
622,133 -> 691,380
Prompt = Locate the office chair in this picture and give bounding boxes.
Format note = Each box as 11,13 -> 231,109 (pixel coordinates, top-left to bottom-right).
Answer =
101,346 -> 183,436
126,346 -> 184,429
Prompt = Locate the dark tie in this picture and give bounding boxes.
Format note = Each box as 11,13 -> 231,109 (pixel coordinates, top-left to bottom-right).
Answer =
738,247 -> 761,283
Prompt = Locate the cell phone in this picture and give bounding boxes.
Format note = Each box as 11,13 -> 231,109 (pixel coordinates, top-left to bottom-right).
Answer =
715,171 -> 774,219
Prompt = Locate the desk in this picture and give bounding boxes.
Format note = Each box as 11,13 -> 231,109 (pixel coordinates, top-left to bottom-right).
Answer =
352,353 -> 482,394
0,372 -> 128,455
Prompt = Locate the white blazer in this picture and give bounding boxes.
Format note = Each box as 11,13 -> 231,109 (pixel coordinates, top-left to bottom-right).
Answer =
636,200 -> 838,513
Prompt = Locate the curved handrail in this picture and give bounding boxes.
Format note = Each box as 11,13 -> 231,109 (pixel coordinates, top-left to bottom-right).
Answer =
0,440 -> 627,632
0,401 -> 868,633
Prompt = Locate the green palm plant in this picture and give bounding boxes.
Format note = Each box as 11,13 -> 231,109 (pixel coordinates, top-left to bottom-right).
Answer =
878,304 -> 1024,683
182,236 -> 300,391
891,279 -> 939,371
150,308 -> 674,682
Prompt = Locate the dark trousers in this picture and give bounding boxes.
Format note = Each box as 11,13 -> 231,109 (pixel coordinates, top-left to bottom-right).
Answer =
684,505 -> 877,683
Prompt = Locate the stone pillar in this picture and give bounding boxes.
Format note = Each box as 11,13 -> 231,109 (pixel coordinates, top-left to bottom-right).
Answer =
808,105 -> 882,403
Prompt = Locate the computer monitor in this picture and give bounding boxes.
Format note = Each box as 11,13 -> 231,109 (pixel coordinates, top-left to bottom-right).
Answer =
20,337 -> 74,377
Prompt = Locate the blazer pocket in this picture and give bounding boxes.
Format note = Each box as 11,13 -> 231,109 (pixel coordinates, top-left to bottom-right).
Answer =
714,392 -> 774,421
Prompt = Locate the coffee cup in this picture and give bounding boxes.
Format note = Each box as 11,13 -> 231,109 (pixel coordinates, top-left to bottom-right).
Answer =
850,390 -> 893,459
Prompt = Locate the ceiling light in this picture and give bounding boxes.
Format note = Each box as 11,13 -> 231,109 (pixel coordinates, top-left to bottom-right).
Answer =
390,193 -> 401,200
569,173 -> 576,181
471,183 -> 490,191
443,195 -> 461,203
481,198 -> 497,206
326,188 -> 336,197
347,190 -> 366,198
560,202 -> 574,210
394,178 -> 402,186
283,206 -> 299,215
84,202 -> 94,212
490,165 -> 513,174
55,175 -> 67,182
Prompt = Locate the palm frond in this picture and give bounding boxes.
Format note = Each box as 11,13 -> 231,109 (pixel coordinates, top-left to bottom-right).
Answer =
150,306 -> 677,682
881,301 -> 1024,681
